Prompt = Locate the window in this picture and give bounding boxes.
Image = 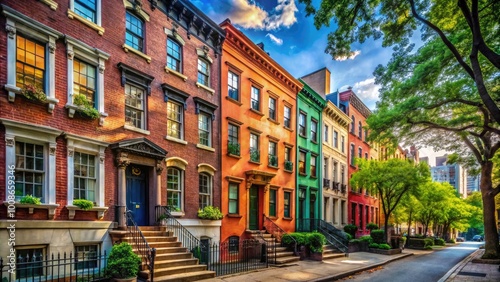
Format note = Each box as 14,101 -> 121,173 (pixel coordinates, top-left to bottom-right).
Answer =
269,189 -> 277,217
16,248 -> 43,278
284,106 -> 291,128
167,101 -> 183,139
341,200 -> 346,224
358,121 -> 363,139
125,84 -> 145,129
341,165 -> 345,184
350,144 -> 355,166
167,38 -> 182,72
167,168 -> 182,210
198,113 -> 211,146
299,112 -> 306,136
229,236 -> 239,253
251,86 -> 260,111
73,58 -> 97,108
351,115 -> 355,133
228,183 -> 238,214
250,133 -> 260,162
228,71 -> 239,100
228,124 -> 240,156
351,203 -> 356,225
324,125 -> 329,142
365,152 -> 368,160
269,97 -> 277,120
333,131 -> 338,148
74,152 -> 96,202
341,136 -> 345,153
323,158 -> 328,178
310,155 -> 317,178
199,173 -> 212,209
311,119 -> 318,142
15,142 -> 44,201
75,245 -> 98,269
197,59 -> 209,86
299,151 -> 306,174
359,204 -> 363,229
16,35 -> 45,90
268,141 -> 277,167
364,128 -> 368,142
125,11 -> 143,51
358,147 -> 362,159
74,0 -> 96,23
284,146 -> 293,171
333,162 -> 338,182
284,191 -> 291,218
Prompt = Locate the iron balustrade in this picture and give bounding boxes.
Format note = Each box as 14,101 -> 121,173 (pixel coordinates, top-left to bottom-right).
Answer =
296,219 -> 349,255
125,210 -> 156,282
227,141 -> 240,156
323,178 -> 330,189
1,251 -> 107,281
155,206 -> 200,256
205,239 -> 267,276
333,182 -> 340,190
263,215 -> 297,264
341,184 -> 347,193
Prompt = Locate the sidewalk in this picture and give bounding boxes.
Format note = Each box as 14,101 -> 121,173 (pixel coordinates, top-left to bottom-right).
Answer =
441,249 -> 500,282
200,250 -> 424,282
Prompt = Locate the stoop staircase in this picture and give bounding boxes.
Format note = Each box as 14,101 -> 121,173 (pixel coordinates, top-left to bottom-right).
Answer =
123,226 -> 215,282
322,244 -> 346,260
249,231 -> 300,265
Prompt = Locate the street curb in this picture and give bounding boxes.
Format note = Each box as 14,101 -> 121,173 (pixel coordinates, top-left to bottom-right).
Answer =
309,253 -> 414,282
437,249 -> 481,282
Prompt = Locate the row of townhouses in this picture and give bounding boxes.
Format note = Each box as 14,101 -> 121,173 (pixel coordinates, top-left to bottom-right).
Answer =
0,0 -> 418,279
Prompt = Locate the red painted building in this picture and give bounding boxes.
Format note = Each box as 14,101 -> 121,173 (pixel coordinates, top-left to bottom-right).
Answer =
339,89 -> 379,237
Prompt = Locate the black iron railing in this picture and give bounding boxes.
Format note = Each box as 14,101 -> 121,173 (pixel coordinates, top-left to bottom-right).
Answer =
263,215 -> 297,264
333,182 -> 340,190
206,239 -> 267,276
125,210 -> 156,282
323,178 -> 330,189
155,206 -> 200,255
1,251 -> 107,281
250,148 -> 260,162
284,160 -> 293,171
341,184 -> 347,193
227,141 -> 240,156
297,219 -> 349,255
268,154 -> 278,167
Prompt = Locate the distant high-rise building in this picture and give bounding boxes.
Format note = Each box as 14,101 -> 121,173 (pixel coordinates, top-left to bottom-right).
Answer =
467,174 -> 481,193
430,155 -> 467,198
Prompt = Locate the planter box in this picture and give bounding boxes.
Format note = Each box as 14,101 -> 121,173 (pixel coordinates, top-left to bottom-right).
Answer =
348,241 -> 369,253
309,251 -> 323,261
369,248 -> 402,255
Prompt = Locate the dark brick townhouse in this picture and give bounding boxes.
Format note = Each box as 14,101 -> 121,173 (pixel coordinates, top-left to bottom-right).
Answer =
0,0 -> 224,262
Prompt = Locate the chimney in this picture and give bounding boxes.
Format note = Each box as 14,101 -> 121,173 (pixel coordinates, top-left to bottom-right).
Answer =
256,42 -> 265,50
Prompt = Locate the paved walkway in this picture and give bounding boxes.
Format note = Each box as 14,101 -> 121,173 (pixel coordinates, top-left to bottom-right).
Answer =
442,249 -> 500,282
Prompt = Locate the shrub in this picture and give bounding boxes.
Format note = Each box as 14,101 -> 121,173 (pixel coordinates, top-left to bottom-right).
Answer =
350,239 -> 362,244
369,243 -> 380,249
360,235 -> 373,243
73,199 -> 94,210
19,195 -> 41,205
306,232 -> 326,253
345,233 -> 353,241
447,239 -> 456,244
366,222 -> 378,231
197,206 -> 224,220
282,232 -> 307,246
344,224 -> 358,237
434,238 -> 445,246
378,243 -> 391,250
73,94 -> 100,119
104,242 -> 141,279
424,245 -> 433,250
371,229 -> 385,244
424,238 -> 434,248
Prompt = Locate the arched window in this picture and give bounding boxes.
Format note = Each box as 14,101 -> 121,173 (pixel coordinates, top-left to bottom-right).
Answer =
358,121 -> 363,139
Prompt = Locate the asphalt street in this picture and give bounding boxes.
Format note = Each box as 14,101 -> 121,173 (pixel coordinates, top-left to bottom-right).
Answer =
340,242 -> 482,282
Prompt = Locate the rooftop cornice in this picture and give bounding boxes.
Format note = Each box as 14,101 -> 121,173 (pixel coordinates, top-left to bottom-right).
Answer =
324,101 -> 350,129
299,80 -> 326,110
340,90 -> 371,118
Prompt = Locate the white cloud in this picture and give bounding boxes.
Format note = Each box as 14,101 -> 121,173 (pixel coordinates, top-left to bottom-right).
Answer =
266,33 -> 283,45
352,77 -> 380,103
334,50 -> 361,61
228,0 -> 269,29
264,0 -> 298,30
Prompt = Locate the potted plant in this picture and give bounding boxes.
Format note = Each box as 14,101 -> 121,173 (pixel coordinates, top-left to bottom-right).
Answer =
306,232 -> 326,261
197,206 -> 224,220
104,242 -> 141,282
157,214 -> 168,226
20,84 -> 47,103
73,93 -> 100,119
19,195 -> 41,205
73,199 -> 94,210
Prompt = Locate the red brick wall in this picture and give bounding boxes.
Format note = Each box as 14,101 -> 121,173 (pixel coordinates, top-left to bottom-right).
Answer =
0,0 -> 221,221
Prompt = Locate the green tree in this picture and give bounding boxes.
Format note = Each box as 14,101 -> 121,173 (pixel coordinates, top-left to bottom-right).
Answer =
414,182 -> 454,237
437,195 -> 475,240
465,191 -> 484,235
350,158 -> 430,243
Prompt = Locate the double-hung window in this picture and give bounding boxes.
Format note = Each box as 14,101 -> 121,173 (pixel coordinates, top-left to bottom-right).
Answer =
228,71 -> 239,100
334,131 -> 338,148
199,173 -> 212,209
269,97 -> 276,120
310,155 -> 317,178
284,106 -> 291,128
250,133 -> 260,162
74,0 -> 96,22
358,121 -> 363,139
73,58 -> 96,108
299,151 -> 306,174
350,144 -> 355,166
16,35 -> 45,90
268,141 -> 277,167
341,136 -> 345,153
228,183 -> 239,214
358,147 -> 362,159
197,59 -> 210,86
68,0 -> 103,35
73,152 -> 96,202
228,124 -> 240,156
167,38 -> 182,72
269,189 -> 277,217
324,125 -> 329,142
284,191 -> 291,218
15,142 -> 45,201
311,119 -> 318,142
167,168 -> 182,211
125,11 -> 144,52
251,86 -> 260,111
167,101 -> 183,139
351,115 -> 355,133
299,112 -> 306,136
198,113 -> 210,146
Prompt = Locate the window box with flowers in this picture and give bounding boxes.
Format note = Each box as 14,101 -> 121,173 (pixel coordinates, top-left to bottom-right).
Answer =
20,84 -> 48,104
66,94 -> 100,120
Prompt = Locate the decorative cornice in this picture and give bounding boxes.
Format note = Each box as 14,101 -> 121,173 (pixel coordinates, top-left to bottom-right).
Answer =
324,101 -> 351,129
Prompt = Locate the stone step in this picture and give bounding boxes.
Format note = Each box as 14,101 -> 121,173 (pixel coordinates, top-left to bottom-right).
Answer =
149,247 -> 188,254
154,252 -> 193,261
138,226 -> 161,231
272,255 -> 300,264
266,246 -> 288,252
267,251 -> 294,258
323,253 -> 345,260
153,258 -> 200,269
146,241 -> 182,248
153,265 -> 208,277
123,236 -> 178,242
153,270 -> 215,282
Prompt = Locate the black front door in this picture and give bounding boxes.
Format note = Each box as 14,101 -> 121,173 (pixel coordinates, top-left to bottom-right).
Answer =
249,186 -> 259,230
126,165 -> 148,226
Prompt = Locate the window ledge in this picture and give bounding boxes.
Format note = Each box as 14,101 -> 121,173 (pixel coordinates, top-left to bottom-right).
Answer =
171,211 -> 185,217
267,216 -> 278,220
284,169 -> 293,173
4,202 -> 60,219
65,104 -> 106,126
197,144 -> 215,152
267,165 -> 279,170
283,217 -> 293,221
249,160 -> 261,165
67,10 -> 104,35
284,127 -> 294,132
299,172 -> 307,176
66,205 -> 108,220
195,82 -> 215,94
267,118 -> 280,125
227,153 -> 241,159
311,140 -> 318,144
225,96 -> 242,106
122,44 -> 151,63
165,135 -> 188,145
226,214 -> 242,218
249,109 -> 265,117
5,84 -> 58,113
40,0 -> 58,10
124,124 -> 150,135
165,67 -> 188,81
310,176 -> 318,179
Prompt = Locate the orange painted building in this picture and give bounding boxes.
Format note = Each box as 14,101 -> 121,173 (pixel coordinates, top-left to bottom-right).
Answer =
219,19 -> 302,242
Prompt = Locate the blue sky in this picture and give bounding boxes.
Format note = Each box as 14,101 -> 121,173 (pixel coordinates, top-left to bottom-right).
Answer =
191,0 -> 395,110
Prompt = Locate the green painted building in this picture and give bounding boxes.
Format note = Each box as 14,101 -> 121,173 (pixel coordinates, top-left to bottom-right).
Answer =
296,80 -> 327,231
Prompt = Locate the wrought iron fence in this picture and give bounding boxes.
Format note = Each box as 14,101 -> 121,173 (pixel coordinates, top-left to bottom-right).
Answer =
296,218 -> 349,254
263,215 -> 297,264
1,251 -> 108,282
125,210 -> 156,282
155,205 -> 200,256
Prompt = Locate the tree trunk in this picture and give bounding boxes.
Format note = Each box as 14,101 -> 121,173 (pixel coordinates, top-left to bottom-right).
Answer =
480,162 -> 500,258
384,213 -> 390,244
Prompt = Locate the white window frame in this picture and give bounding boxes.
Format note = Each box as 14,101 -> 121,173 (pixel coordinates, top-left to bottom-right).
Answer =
198,112 -> 211,147
3,5 -> 62,111
195,47 -> 215,93
198,163 -> 215,209
2,119 -> 61,217
65,36 -> 109,125
68,0 -> 104,35
167,100 -> 184,140
167,167 -> 183,212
